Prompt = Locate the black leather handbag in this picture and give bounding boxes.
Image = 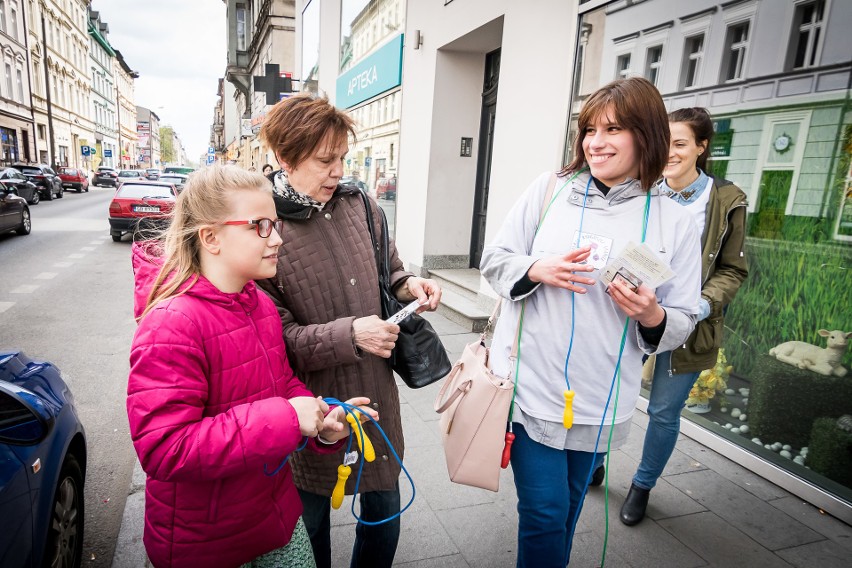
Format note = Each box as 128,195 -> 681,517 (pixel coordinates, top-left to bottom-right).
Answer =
360,192 -> 452,388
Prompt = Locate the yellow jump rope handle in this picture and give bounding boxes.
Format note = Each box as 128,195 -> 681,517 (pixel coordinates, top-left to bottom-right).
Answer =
563,390 -> 575,429
331,464 -> 351,509
346,413 -> 375,462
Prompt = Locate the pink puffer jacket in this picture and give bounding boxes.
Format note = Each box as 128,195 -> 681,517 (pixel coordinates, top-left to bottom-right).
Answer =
128,243 -> 338,568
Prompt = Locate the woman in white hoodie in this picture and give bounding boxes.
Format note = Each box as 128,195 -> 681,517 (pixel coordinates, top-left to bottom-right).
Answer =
480,77 -> 702,567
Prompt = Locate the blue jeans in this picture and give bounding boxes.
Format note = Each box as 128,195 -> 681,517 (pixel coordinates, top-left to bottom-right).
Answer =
298,484 -> 401,568
511,424 -> 603,567
632,351 -> 700,490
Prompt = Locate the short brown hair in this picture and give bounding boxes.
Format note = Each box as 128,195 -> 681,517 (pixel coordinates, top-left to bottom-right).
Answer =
564,77 -> 669,190
259,94 -> 356,169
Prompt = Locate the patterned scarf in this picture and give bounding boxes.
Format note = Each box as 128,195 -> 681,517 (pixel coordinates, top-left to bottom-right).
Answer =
660,169 -> 709,205
272,170 -> 325,211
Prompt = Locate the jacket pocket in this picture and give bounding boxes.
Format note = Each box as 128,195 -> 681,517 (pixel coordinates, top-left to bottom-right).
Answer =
693,316 -> 723,354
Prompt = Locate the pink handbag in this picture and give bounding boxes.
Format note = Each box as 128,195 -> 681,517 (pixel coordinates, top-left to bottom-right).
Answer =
433,314 -> 515,491
433,173 -> 559,491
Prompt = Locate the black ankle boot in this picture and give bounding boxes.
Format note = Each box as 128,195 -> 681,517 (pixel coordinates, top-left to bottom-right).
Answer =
620,484 -> 650,526
590,464 -> 605,487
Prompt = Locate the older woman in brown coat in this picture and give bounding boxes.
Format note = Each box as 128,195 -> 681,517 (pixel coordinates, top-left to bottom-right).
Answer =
257,94 -> 441,568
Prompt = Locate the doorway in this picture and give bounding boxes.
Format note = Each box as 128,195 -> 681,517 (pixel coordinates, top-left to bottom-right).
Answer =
470,48 -> 501,268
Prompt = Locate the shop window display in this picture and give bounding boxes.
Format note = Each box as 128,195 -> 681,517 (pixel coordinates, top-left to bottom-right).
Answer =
572,0 -> 851,507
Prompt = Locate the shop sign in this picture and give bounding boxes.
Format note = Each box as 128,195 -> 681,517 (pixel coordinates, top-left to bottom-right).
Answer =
710,131 -> 733,158
336,33 -> 403,109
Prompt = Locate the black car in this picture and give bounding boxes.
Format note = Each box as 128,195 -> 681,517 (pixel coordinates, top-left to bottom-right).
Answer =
0,167 -> 40,205
93,167 -> 119,188
11,164 -> 63,200
0,183 -> 30,236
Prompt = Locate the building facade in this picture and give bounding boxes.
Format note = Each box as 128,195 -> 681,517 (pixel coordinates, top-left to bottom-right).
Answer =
223,0 -> 297,169
87,8 -> 116,169
28,0 -> 95,168
135,105 -> 159,168
0,0 -> 36,166
114,49 -> 138,169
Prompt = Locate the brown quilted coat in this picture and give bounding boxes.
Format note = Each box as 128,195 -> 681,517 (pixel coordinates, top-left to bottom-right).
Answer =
257,184 -> 412,496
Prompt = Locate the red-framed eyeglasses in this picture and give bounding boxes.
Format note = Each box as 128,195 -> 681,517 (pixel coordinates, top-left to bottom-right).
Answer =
222,218 -> 284,238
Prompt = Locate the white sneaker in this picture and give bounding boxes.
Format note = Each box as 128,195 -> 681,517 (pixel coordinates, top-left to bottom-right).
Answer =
686,402 -> 711,414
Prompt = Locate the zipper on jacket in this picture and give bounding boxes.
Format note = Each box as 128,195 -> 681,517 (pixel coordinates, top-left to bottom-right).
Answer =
702,201 -> 747,288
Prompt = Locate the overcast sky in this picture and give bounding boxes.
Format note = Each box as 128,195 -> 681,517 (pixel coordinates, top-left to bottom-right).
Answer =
94,0 -> 227,162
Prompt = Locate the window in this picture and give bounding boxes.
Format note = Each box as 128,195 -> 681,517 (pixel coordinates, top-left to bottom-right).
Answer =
721,22 -> 750,82
33,60 -> 40,94
15,68 -> 22,102
37,123 -> 45,139
0,1 -> 6,33
680,34 -> 704,89
788,0 -> 825,69
236,3 -> 247,51
616,53 -> 631,79
10,6 -> 16,40
645,45 -> 663,86
4,63 -> 11,98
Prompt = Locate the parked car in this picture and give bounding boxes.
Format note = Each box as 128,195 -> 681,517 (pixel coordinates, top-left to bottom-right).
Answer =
0,349 -> 86,568
158,173 -> 188,192
376,176 -> 397,200
0,183 -> 30,236
144,168 -> 160,180
117,170 -> 146,185
340,175 -> 367,193
163,166 -> 194,175
0,167 -> 40,205
108,181 -> 177,242
58,167 -> 89,192
11,163 -> 63,200
92,167 -> 118,188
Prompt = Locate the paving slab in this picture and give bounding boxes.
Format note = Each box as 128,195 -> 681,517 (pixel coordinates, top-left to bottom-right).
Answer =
774,538 -> 851,568
658,511 -> 793,568
665,469 -> 824,551
768,496 -> 852,552
437,501 -> 518,568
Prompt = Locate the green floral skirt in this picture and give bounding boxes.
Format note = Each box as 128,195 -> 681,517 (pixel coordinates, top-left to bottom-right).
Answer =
240,517 -> 317,568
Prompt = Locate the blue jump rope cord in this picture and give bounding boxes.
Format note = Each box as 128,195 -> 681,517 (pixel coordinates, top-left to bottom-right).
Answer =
264,397 -> 415,526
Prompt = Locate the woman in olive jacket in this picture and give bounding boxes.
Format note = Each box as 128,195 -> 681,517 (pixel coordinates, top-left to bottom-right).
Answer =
619,107 -> 748,526
256,94 -> 442,568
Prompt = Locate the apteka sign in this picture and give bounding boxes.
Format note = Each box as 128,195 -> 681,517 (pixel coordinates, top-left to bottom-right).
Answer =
336,33 -> 403,109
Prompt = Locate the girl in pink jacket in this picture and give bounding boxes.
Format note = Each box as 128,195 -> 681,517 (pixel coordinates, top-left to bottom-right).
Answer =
128,165 -> 376,568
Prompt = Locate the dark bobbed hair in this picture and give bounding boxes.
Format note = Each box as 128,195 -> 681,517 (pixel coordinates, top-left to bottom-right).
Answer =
259,93 -> 356,170
563,77 -> 669,191
668,107 -> 714,171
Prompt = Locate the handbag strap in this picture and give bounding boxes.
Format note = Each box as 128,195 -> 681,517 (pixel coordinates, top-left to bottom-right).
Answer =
359,189 -> 387,284
484,172 -> 559,360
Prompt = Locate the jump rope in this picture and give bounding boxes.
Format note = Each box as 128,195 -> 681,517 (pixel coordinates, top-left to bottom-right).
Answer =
261,174 -> 654,557
506,171 -> 652,567
264,397 -> 415,526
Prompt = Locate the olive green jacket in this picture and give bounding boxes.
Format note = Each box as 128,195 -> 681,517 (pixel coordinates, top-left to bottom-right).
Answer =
670,176 -> 749,375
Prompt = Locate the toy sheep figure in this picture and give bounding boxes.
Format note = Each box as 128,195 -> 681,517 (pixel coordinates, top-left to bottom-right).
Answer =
769,329 -> 851,377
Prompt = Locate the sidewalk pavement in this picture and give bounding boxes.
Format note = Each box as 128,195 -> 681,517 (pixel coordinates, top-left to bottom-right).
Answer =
113,310 -> 852,567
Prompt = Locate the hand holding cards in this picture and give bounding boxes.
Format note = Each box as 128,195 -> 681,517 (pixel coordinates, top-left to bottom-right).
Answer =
600,242 -> 675,292
386,300 -> 424,325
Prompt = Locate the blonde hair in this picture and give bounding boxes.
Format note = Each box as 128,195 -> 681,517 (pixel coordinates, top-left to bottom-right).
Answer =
139,165 -> 272,319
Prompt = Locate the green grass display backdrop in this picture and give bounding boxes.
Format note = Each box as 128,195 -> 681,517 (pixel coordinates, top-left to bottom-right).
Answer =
807,417 -> 852,487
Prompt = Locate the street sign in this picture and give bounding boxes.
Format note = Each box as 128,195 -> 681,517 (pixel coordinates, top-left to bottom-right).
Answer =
208,146 -> 215,155
206,155 -> 215,165
104,149 -> 113,157
81,146 -> 90,156
89,147 -> 97,156
364,157 -> 372,167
